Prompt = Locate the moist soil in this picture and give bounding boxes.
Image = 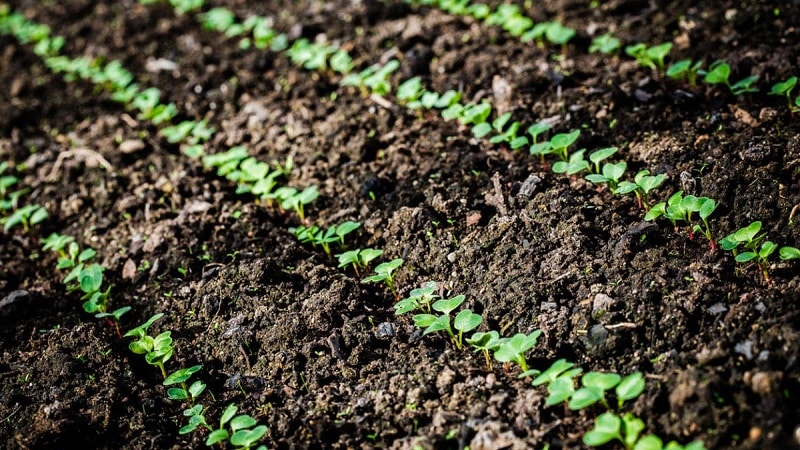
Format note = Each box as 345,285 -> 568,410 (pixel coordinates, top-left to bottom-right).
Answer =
1,1 -> 800,449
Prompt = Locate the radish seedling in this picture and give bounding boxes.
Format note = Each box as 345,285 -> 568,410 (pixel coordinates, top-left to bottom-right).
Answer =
279,186 -> 319,221
552,149 -> 590,176
1,203 -> 47,232
336,248 -> 382,275
466,330 -> 502,370
667,59 -> 703,87
584,411 -> 706,450
703,61 -> 759,95
164,365 -> 205,407
524,358 -> 583,406
769,77 -> 799,112
625,42 -> 672,72
395,281 -> 438,314
413,295 -> 482,350
362,258 -> 404,298
549,129 -> 581,161
205,403 -> 268,449
568,371 -> 621,410
590,33 -> 621,55
615,169 -> 666,210
585,162 -> 627,192
125,313 -> 173,378
493,330 -> 542,372
646,192 -> 717,244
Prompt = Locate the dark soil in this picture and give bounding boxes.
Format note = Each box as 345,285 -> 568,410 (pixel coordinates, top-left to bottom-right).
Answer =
2,0 -> 800,449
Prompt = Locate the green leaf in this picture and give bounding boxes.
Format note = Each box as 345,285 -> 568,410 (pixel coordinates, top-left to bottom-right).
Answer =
616,371 -> 646,402
583,412 -> 622,446
230,425 -> 268,447
545,376 -> 575,406
634,434 -> 664,450
759,241 -> 778,259
704,61 -> 731,85
779,246 -> 800,260
205,429 -> 230,446
472,122 -> 493,138
622,413 -> 647,448
433,295 -> 466,315
582,371 -> 621,390
423,315 -> 451,335
453,309 -> 482,333
230,414 -> 258,431
413,314 -> 438,328
124,313 -> 164,338
164,365 -> 202,385
220,403 -> 238,426
568,386 -> 604,409
167,387 -> 188,400
550,129 -> 580,150
532,359 -> 581,386
188,380 -> 206,399
735,252 -> 757,263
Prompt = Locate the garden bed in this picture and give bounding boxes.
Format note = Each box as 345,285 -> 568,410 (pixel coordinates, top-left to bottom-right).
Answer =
1,0 -> 799,449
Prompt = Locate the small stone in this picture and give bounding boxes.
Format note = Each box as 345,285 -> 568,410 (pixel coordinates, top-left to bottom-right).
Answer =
735,340 -> 754,360
118,139 -> 145,154
592,293 -> 616,317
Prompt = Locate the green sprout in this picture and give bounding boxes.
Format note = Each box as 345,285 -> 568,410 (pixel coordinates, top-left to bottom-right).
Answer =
466,330 -> 502,370
164,365 -> 206,407
2,203 -> 48,232
413,295 -> 482,350
590,33 -> 621,55
703,61 -> 759,95
168,0 -> 205,15
205,404 -> 268,450
472,112 -> 526,149
588,147 -> 618,173
545,22 -> 576,52
548,129 -> 580,161
287,38 -> 335,71
279,186 -> 319,221
341,60 -> 400,96
493,330 -> 542,372
200,7 -> 236,34
336,248 -> 382,275
395,281 -> 439,314
458,102 -> 492,127
646,192 -> 717,246
625,42 -> 672,72
552,149 -> 590,176
666,59 -> 703,87
568,371 -> 645,410
717,221 -> 799,282
768,76 -> 799,112
615,169 -> 667,210
585,162 -> 627,192
584,411 -> 706,450
526,358 -> 583,406
362,258 -> 404,298
125,313 -> 173,378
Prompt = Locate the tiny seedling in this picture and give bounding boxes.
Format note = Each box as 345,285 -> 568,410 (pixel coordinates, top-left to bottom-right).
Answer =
588,147 -> 618,173
615,169 -> 667,210
625,42 -> 672,72
458,103 -> 493,127
667,59 -> 703,87
690,198 -> 719,250
549,129 -> 581,161
280,185 -> 319,221
164,365 -> 206,408
589,33 -> 621,55
412,295 -> 482,350
645,191 -> 717,244
525,358 -> 583,406
585,162 -> 627,192
584,411 -> 706,450
718,221 -> 782,282
205,403 -> 269,450
569,371 -> 646,412
341,60 -> 400,96
336,248 -> 382,275
552,149 -> 590,176
493,330 -> 542,372
780,246 -> 800,260
703,61 -> 759,95
466,330 -> 502,370
395,281 -> 439,314
1,203 -> 48,232
769,76 -> 799,112
124,313 -> 173,378
362,258 -> 404,298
